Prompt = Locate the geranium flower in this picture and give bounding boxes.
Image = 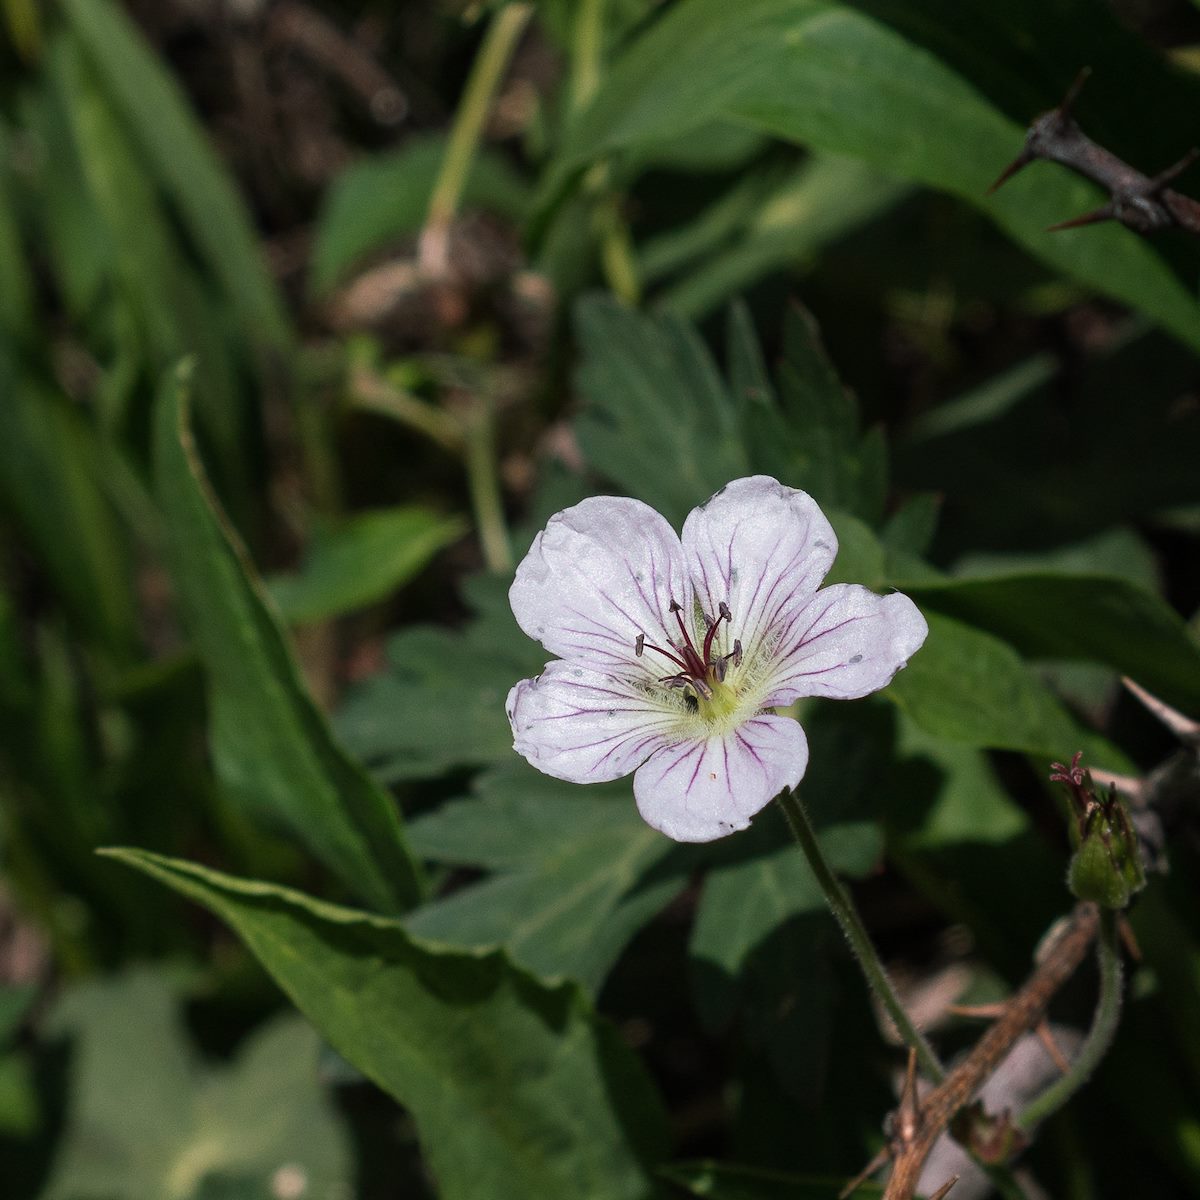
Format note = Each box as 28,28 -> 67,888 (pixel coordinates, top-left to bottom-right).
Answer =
506,476 -> 928,842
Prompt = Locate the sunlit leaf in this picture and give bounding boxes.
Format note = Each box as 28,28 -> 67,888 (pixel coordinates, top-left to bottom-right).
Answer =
41,970 -> 350,1200
103,850 -> 670,1200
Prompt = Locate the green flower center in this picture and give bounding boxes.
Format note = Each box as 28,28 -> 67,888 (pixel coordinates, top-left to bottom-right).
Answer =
635,597 -> 744,721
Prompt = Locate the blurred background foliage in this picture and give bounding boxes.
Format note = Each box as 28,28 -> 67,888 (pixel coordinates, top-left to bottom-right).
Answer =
0,0 -> 1198,1197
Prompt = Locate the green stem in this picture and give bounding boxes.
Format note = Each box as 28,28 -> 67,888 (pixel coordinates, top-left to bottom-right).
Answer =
1018,907 -> 1123,1130
776,788 -> 945,1083
422,2 -> 534,267
569,0 -> 606,116
347,367 -> 462,453
463,394 -> 512,573
594,191 -> 640,305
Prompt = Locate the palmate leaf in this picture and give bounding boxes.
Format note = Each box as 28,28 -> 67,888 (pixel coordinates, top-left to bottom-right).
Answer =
406,763 -> 690,992
154,370 -> 424,913
574,295 -> 886,526
102,850 -> 670,1200
335,572 -> 546,781
549,0 -> 1200,352
41,970 -> 350,1200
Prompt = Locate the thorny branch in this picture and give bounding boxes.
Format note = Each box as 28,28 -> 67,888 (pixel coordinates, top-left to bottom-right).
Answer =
989,68 -> 1200,237
848,903 -> 1103,1200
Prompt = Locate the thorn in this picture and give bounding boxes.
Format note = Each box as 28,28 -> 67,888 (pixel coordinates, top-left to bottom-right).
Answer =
929,1177 -> 960,1200
1146,146 -> 1199,195
1035,1020 -> 1072,1074
1047,202 -> 1116,232
1058,66 -> 1093,117
1121,677 -> 1200,746
1118,914 -> 1142,963
896,1048 -> 921,1145
838,1147 -> 891,1200
987,149 -> 1034,195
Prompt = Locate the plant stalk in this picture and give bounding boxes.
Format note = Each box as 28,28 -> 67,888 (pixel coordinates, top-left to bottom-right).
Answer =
463,394 -> 512,573
1018,907 -> 1123,1130
776,788 -> 945,1083
420,2 -> 534,273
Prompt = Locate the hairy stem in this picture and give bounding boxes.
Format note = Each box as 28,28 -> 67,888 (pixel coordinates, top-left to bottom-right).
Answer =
1018,907 -> 1123,1130
776,788 -> 945,1084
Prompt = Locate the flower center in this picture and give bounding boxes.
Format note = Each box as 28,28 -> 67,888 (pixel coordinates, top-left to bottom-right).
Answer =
634,599 -> 743,720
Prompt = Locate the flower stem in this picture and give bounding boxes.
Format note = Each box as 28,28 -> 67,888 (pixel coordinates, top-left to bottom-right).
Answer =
776,788 -> 945,1083
420,2 -> 534,273
1017,907 -> 1123,1130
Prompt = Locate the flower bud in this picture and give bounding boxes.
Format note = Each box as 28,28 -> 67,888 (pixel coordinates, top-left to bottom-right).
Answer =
1051,753 -> 1146,910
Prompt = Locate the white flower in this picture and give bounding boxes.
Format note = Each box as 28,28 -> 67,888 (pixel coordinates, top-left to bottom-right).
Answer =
506,476 -> 928,842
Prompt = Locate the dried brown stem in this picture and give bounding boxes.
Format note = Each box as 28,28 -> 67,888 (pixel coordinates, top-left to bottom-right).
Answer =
990,69 -> 1200,237
880,903 -> 1101,1200
268,2 -> 407,125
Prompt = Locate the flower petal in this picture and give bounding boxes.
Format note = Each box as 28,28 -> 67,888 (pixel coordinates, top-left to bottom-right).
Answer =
509,495 -> 690,676
762,584 -> 928,705
633,714 -> 808,842
507,661 -> 682,784
681,477 -> 837,662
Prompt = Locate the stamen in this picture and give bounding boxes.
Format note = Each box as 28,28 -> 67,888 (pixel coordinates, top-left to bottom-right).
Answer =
668,598 -> 706,676
634,634 -> 689,673
701,599 -> 732,663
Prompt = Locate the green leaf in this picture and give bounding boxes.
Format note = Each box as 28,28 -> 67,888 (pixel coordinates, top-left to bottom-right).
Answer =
572,295 -> 885,525
574,294 -> 750,527
266,507 -> 467,625
661,1161 -> 881,1199
0,131 -> 34,342
690,707 -> 886,1100
41,969 -> 351,1200
407,763 -> 687,991
103,849 -> 669,1200
335,573 -> 545,781
899,574 -> 1200,718
886,612 -> 1123,765
887,717 -> 1063,966
555,0 -> 1200,352
153,369 -> 424,913
310,134 -> 531,295
60,0 -> 292,349
646,155 -> 908,319
898,331 -> 1200,552
55,39 -> 251,489
0,354 -> 135,651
